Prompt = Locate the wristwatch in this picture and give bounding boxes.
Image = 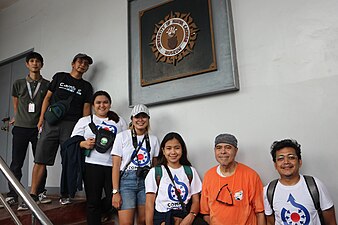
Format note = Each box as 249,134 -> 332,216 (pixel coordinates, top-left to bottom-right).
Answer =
190,212 -> 197,217
112,189 -> 119,195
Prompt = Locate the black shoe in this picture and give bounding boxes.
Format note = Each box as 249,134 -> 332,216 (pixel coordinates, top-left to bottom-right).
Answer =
5,197 -> 18,206
30,194 -> 40,204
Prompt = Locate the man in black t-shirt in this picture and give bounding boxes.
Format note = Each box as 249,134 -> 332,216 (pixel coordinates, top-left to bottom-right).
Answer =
29,53 -> 94,205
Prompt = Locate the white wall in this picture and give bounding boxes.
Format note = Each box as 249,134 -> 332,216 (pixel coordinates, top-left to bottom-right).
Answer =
1,0 -> 337,216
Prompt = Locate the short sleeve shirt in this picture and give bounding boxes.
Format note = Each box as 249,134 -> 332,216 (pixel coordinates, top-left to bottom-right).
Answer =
263,175 -> 334,225
12,76 -> 49,128
111,129 -> 160,170
49,72 -> 93,121
145,165 -> 202,212
71,114 -> 128,167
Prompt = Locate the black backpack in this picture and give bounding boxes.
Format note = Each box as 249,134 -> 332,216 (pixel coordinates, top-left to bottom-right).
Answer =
266,175 -> 325,224
88,115 -> 116,153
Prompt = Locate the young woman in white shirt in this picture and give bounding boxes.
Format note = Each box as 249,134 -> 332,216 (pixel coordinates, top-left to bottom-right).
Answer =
112,104 -> 160,225
145,132 -> 203,225
71,90 -> 127,225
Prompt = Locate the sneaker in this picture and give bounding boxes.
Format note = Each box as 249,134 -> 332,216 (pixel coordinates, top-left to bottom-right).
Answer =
59,197 -> 71,205
17,202 -> 29,211
5,197 -> 18,206
30,194 -> 40,204
38,191 -> 52,204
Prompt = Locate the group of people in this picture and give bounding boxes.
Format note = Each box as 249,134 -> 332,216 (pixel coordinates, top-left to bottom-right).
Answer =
0,51 -> 336,225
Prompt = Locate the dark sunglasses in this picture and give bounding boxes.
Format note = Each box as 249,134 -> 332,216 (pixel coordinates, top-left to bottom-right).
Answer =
216,184 -> 233,206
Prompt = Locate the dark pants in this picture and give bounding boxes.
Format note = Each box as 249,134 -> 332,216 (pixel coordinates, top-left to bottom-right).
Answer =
84,163 -> 113,225
7,126 -> 47,199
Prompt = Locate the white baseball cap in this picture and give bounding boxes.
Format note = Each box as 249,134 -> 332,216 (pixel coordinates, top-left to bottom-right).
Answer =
130,104 -> 150,118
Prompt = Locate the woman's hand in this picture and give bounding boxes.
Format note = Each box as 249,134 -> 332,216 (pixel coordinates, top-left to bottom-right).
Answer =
112,193 -> 122,209
80,138 -> 95,149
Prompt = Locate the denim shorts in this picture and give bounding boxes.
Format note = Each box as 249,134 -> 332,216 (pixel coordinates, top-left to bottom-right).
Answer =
119,170 -> 146,210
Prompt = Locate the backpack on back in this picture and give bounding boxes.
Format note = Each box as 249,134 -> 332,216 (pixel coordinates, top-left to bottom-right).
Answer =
266,175 -> 325,225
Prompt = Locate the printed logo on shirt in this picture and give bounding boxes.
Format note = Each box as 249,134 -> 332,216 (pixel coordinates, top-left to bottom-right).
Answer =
234,190 -> 243,201
131,142 -> 151,167
59,82 -> 82,95
281,194 -> 310,225
167,175 -> 189,204
97,121 -> 118,134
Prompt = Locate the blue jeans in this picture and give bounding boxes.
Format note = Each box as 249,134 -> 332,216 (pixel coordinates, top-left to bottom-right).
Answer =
119,170 -> 146,210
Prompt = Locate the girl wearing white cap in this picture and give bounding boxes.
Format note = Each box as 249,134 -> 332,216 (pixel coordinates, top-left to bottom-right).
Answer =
111,104 -> 160,225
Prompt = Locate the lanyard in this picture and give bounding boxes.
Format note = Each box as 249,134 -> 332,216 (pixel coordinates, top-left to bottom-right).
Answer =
26,80 -> 41,100
132,129 -> 151,153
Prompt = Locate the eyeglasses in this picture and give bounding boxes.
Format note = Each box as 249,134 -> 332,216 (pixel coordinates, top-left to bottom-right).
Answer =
276,154 -> 298,162
216,184 -> 233,206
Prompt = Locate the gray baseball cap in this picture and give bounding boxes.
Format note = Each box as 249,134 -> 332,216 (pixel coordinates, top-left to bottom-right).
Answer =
214,133 -> 238,148
73,53 -> 93,64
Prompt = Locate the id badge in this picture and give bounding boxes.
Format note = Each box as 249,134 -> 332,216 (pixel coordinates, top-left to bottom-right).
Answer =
28,102 -> 35,113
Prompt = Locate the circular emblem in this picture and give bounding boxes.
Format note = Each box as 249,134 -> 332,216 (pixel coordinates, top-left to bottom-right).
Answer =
100,137 -> 108,146
150,12 -> 199,65
155,18 -> 190,57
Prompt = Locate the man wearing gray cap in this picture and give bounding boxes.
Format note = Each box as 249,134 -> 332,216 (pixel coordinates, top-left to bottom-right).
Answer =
29,53 -> 94,207
200,133 -> 265,225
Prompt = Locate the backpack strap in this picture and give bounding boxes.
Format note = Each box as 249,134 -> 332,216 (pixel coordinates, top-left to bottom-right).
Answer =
183,165 -> 193,185
155,165 -> 162,187
304,175 -> 325,224
155,165 -> 193,187
266,179 -> 278,214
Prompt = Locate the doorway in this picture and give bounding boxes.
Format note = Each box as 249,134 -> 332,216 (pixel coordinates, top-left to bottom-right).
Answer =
0,51 -> 31,193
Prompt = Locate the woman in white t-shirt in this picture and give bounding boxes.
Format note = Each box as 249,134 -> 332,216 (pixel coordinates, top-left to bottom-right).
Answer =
70,90 -> 127,225
145,132 -> 203,225
111,104 -> 160,225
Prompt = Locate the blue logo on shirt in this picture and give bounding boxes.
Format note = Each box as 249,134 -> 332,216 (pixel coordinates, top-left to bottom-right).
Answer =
281,194 -> 310,225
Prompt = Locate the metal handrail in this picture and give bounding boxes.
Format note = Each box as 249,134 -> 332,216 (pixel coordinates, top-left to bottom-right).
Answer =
0,192 -> 22,224
0,156 -> 53,225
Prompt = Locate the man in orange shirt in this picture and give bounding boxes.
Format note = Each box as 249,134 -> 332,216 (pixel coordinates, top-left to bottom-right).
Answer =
200,133 -> 266,225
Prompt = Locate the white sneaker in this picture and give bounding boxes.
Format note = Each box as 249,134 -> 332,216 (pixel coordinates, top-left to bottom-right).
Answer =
5,197 -> 17,206
17,202 -> 29,211
59,197 -> 71,205
38,191 -> 52,204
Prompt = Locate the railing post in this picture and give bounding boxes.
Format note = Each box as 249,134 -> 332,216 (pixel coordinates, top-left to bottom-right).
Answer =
0,156 -> 53,225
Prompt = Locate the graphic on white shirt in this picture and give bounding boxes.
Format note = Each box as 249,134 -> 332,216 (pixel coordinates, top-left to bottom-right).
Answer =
97,121 -> 117,134
131,141 -> 150,167
281,194 -> 310,225
168,175 -> 189,202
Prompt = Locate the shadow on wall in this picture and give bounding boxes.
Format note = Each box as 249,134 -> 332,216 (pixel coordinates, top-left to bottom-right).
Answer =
86,61 -> 107,87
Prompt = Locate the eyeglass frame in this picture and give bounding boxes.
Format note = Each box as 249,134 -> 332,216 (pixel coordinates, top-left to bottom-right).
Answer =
216,184 -> 233,206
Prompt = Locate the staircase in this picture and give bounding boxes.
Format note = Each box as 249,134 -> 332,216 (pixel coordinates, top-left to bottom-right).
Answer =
0,197 -> 115,225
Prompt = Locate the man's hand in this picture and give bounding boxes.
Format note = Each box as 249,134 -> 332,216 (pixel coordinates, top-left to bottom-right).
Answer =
9,117 -> 15,125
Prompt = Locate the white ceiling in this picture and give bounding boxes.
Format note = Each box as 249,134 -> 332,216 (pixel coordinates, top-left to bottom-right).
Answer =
0,0 -> 18,12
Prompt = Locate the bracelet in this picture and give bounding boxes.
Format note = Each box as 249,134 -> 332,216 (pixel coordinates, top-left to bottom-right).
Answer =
190,212 -> 197,217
